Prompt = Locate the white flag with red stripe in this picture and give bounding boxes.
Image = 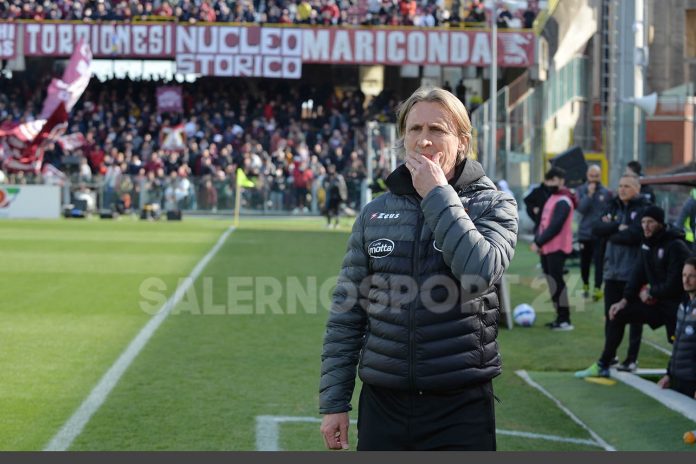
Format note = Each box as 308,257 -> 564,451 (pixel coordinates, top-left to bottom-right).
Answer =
0,40 -> 92,173
159,123 -> 186,152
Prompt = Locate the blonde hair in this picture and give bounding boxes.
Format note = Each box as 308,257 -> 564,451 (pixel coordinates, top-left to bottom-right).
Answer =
393,86 -> 472,163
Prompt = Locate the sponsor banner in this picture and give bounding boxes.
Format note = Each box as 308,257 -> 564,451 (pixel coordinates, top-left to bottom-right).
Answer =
22,23 -> 535,69
0,184 -> 61,219
24,23 -> 172,57
156,86 -> 183,114
0,21 -> 17,59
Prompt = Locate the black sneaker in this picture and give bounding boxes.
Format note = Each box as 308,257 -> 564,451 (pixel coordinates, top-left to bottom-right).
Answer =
549,321 -> 574,331
616,361 -> 638,372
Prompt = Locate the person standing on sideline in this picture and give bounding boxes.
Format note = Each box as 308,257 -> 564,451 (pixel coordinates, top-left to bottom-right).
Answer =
591,174 -> 650,371
576,165 -> 613,301
576,206 -> 691,378
322,164 -> 347,228
625,160 -> 656,204
530,167 -> 577,330
658,257 -> 696,399
319,87 -> 518,451
675,188 -> 696,252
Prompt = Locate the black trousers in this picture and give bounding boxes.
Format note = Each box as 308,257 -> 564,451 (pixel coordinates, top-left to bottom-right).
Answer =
603,280 -> 642,363
599,298 -> 678,366
356,382 -> 496,451
541,251 -> 570,322
579,239 -> 604,289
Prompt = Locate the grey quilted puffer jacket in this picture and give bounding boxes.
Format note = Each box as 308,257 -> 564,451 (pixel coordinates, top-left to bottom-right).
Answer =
319,159 -> 518,414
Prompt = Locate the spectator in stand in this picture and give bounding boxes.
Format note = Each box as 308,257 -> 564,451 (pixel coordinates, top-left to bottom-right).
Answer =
523,0 -> 539,28
465,0 -> 486,24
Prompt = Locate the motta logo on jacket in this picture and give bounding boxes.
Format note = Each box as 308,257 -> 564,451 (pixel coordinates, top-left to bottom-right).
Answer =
370,212 -> 400,220
368,239 -> 395,258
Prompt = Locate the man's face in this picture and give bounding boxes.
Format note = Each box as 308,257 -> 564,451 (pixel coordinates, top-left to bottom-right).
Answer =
545,176 -> 564,188
617,177 -> 640,202
641,216 -> 663,238
587,168 -> 601,183
683,264 -> 696,293
404,101 -> 465,180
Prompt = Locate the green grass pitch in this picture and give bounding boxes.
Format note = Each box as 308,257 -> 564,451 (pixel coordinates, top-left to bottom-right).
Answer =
1,216 -> 694,451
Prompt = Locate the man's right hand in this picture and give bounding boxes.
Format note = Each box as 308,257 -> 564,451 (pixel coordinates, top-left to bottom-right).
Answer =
587,182 -> 597,196
320,412 -> 350,450
657,374 -> 670,389
608,298 -> 627,320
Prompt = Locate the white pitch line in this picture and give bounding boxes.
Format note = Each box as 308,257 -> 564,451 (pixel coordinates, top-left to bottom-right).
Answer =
256,415 -> 357,451
515,370 -> 615,451
44,226 -> 236,451
255,415 -> 602,451
612,370 -> 696,422
495,429 -> 601,447
642,338 -> 672,356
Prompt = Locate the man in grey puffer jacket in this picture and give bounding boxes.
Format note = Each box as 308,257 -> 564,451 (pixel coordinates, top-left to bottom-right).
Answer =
319,87 -> 518,451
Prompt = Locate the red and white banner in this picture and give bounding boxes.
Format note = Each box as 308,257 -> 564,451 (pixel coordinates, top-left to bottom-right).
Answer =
300,28 -> 534,67
21,23 -> 535,75
0,22 -> 17,59
175,25 -> 303,78
156,86 -> 183,114
24,23 -> 172,58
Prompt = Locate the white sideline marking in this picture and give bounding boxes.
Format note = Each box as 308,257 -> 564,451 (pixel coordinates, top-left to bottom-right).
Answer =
642,338 -> 672,356
515,370 -> 615,451
44,226 -> 236,451
612,371 -> 696,422
255,415 -> 601,451
256,415 -> 357,451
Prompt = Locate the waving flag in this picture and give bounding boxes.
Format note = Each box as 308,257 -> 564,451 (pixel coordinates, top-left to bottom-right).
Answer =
0,40 -> 92,173
159,123 -> 186,152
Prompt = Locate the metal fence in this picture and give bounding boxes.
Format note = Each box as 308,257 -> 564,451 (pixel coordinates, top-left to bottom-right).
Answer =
470,57 -> 590,202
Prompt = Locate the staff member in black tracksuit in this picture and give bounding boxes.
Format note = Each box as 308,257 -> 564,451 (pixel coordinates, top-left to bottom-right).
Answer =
575,164 -> 612,301
658,257 -> 696,399
590,174 -> 650,371
576,206 -> 691,378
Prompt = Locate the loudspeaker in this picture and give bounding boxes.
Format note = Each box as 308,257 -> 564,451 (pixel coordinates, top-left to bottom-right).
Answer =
550,146 -> 587,189
623,92 -> 657,116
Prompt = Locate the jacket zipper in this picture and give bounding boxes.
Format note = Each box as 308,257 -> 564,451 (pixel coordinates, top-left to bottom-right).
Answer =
672,301 -> 688,373
409,205 -> 422,391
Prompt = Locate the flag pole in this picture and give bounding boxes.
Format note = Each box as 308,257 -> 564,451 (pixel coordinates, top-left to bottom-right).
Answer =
234,177 -> 241,227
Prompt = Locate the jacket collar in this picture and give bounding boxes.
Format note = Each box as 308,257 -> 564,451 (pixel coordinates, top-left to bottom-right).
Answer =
385,158 -> 486,197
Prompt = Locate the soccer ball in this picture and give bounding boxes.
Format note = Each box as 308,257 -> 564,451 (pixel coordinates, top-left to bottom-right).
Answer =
513,304 -> 536,327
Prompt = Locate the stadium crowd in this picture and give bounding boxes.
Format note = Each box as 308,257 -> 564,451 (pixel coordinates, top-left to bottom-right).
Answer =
0,0 -> 538,28
0,74 -> 406,213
